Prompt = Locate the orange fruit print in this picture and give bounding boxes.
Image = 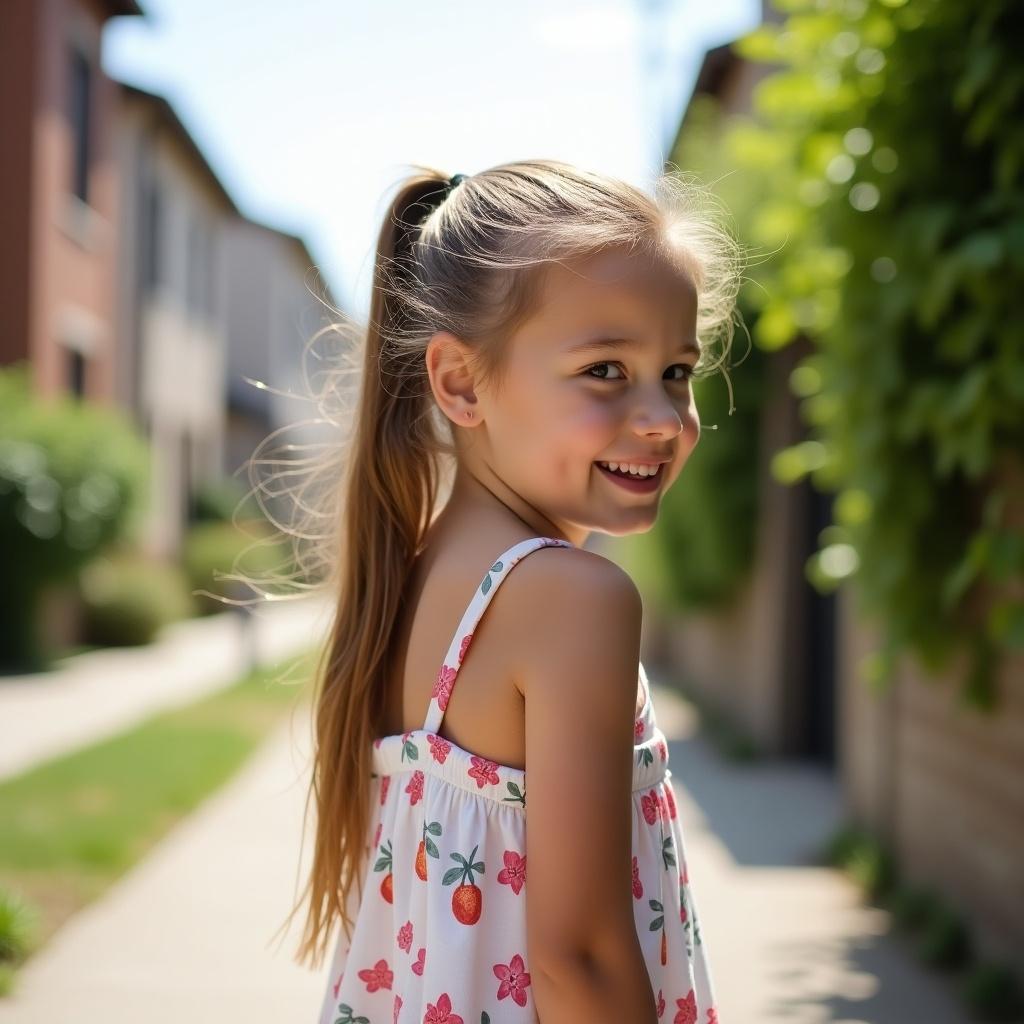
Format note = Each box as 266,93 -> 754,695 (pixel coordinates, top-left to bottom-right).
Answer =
443,842 -> 484,924
373,837 -> 394,904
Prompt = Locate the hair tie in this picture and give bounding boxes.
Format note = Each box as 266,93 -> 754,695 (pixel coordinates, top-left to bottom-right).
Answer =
446,173 -> 468,194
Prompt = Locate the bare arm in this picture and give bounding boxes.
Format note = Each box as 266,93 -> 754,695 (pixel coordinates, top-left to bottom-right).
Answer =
512,549 -> 657,1024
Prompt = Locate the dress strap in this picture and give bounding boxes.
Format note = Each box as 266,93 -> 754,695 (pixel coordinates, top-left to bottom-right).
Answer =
421,535 -> 576,735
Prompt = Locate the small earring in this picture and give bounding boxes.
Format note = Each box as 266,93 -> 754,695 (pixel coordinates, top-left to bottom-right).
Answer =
465,410 -> 473,420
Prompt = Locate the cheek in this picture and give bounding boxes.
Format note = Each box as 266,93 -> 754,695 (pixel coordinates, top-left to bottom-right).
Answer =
553,389 -> 622,446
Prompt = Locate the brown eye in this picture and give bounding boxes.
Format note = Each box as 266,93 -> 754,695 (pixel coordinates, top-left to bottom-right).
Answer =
584,361 -> 625,381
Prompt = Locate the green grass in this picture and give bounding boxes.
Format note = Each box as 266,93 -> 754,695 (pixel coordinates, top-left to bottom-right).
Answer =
0,647 -> 317,959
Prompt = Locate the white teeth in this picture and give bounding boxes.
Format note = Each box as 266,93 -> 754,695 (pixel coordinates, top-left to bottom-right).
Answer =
597,461 -> 659,478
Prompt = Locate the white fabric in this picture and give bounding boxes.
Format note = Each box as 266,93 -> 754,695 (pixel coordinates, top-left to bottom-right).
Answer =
318,535 -> 719,1024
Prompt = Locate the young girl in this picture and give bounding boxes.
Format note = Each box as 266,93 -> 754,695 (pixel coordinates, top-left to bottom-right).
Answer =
279,159 -> 741,1024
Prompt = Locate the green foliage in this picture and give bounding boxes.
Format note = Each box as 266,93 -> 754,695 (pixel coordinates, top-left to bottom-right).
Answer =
727,0 -> 1024,704
0,649 -> 313,985
962,962 -> 1024,1022
78,549 -> 194,646
641,94 -> 769,610
919,898 -> 973,970
192,475 -> 262,523
890,882 -> 937,932
825,821 -> 1024,1018
652,346 -> 764,608
821,822 -> 897,899
182,519 -> 296,614
0,363 -> 150,670
0,885 -> 36,965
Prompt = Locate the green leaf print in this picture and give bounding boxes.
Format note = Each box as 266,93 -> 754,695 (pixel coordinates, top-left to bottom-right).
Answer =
661,832 -> 676,871
374,838 -> 393,873
482,1014 -> 491,1024
423,818 -> 442,860
481,559 -> 503,595
442,843 -> 485,886
637,747 -> 654,767
502,781 -> 526,807
401,737 -> 419,762
648,898 -> 664,931
333,1003 -> 369,1024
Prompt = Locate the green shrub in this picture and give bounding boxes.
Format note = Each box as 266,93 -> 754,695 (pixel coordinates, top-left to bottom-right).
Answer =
0,363 -> 149,671
890,882 -> 937,932
192,476 -> 261,524
0,884 -> 37,966
78,550 -> 194,646
962,962 -> 1024,1022
919,898 -> 973,970
822,823 -> 897,900
182,519 -> 295,615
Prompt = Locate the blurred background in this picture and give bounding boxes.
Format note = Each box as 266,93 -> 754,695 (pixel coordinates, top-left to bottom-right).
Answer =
1,0 -> 1021,1021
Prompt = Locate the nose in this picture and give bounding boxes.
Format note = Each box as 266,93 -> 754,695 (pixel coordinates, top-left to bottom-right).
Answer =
631,387 -> 686,440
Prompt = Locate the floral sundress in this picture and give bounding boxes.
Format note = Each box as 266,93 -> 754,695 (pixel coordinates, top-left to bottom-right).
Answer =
318,535 -> 719,1024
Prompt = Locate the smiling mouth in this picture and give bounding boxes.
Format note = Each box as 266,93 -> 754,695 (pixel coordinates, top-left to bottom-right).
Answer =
594,461 -> 664,490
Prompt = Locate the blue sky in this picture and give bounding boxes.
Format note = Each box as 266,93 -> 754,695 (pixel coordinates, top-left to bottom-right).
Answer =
104,0 -> 759,319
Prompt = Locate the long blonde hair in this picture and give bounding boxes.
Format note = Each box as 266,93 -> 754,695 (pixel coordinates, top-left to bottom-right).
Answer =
261,159 -> 744,969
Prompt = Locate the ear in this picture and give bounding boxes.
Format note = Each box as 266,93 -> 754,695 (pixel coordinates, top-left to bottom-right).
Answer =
425,330 -> 481,426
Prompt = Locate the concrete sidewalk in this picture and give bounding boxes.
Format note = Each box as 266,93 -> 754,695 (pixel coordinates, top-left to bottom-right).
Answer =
0,672 -> 972,1022
655,687 -> 973,1024
0,697 -> 325,1023
0,594 -> 333,783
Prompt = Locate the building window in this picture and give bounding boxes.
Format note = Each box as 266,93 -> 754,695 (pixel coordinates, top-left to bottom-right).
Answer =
68,47 -> 92,203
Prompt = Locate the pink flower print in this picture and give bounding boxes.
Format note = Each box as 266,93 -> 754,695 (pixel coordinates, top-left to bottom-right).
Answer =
681,860 -> 689,885
433,664 -> 457,712
641,789 -> 661,825
631,856 -> 643,899
665,785 -> 677,820
411,946 -> 425,975
406,769 -> 425,805
374,737 -> 382,748
380,775 -> 391,805
468,755 -> 500,788
424,991 -> 463,1023
657,988 -> 666,1018
393,993 -> 403,1024
707,1010 -> 718,1024
658,790 -> 669,821
427,733 -> 452,763
332,970 -> 343,998
457,631 -> 473,665
356,957 -> 393,992
674,988 -> 697,1024
657,738 -> 668,761
635,718 -> 645,741
397,919 -> 413,953
497,850 -> 526,895
493,953 -> 532,1007
373,820 -> 383,851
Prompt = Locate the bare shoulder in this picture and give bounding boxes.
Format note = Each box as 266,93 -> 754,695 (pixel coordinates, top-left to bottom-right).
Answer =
502,545 -> 644,691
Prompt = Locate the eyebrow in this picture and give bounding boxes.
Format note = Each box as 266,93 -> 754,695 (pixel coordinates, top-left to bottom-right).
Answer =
566,336 -> 701,358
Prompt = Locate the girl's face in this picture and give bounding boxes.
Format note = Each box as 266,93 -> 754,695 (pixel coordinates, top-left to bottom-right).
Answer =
456,244 -> 701,545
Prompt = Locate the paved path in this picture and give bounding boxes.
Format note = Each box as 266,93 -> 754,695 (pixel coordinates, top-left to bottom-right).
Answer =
655,690 -> 972,1024
0,665 -> 972,1022
0,594 -> 333,783
0,698 -> 324,1023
